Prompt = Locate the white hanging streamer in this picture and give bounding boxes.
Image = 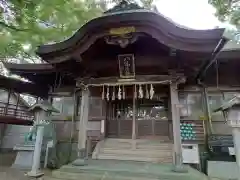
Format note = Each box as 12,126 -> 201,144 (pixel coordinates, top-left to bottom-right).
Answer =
122,85 -> 126,99
102,85 -> 105,100
145,84 -> 149,99
150,84 -> 154,99
112,86 -> 115,101
139,84 -> 143,99
118,85 -> 122,100
134,85 -> 137,99
106,86 -> 110,101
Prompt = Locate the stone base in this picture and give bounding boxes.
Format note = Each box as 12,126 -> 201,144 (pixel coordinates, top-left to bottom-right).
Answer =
12,149 -> 34,170
172,165 -> 188,173
27,171 -> 44,178
72,159 -> 87,166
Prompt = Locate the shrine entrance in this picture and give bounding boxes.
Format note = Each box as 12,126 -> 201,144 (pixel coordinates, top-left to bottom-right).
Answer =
105,85 -> 170,139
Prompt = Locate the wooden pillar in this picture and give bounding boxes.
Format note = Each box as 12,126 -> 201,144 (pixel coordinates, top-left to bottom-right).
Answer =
14,93 -> 20,116
73,88 -> 89,166
132,85 -> 136,140
202,87 -> 212,134
170,83 -> 186,172
4,90 -> 11,115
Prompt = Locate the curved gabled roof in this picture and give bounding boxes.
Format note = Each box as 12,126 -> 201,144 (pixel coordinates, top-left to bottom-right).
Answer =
36,1 -> 226,63
0,75 -> 49,98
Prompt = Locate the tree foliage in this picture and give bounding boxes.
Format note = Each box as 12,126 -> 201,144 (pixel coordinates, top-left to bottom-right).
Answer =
0,0 -> 104,61
209,0 -> 240,28
0,0 -> 155,62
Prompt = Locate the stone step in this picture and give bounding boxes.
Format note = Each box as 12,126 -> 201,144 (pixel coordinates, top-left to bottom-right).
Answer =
103,144 -> 172,150
50,163 -> 182,180
104,138 -> 169,143
97,153 -> 173,163
46,160 -> 208,180
93,138 -> 173,162
104,141 -> 172,147
104,140 -> 172,147
101,148 -> 173,156
45,173 -> 160,180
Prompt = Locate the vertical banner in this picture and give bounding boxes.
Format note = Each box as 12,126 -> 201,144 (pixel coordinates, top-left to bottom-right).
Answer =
118,54 -> 135,79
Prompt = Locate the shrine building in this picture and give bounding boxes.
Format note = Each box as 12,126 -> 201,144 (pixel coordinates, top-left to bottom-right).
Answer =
4,0 -> 240,168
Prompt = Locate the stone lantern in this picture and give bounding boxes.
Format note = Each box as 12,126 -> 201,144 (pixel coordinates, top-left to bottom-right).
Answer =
27,100 -> 59,178
214,96 -> 240,180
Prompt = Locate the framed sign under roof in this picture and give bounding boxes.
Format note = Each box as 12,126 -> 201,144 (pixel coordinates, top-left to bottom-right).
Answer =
118,54 -> 135,79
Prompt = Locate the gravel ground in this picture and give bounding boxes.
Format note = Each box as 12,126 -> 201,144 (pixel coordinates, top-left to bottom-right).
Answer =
0,152 -> 52,180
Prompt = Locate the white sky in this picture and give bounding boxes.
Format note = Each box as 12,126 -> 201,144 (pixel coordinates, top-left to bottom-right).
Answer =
154,0 -> 222,30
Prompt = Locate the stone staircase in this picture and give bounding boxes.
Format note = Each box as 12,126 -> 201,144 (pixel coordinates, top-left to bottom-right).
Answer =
45,159 -> 209,180
92,138 -> 173,163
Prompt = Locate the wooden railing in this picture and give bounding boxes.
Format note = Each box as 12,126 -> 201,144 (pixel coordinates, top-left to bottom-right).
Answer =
0,101 -> 34,121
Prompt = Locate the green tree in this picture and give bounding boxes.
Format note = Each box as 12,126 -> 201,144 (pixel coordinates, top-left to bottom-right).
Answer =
209,0 -> 240,28
0,0 -> 104,62
0,0 -> 155,62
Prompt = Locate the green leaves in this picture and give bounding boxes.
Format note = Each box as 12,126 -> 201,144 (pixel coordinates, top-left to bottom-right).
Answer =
0,0 -> 155,61
209,0 -> 240,28
0,0 -> 105,61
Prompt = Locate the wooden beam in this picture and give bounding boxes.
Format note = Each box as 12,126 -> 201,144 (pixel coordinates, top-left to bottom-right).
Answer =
77,75 -> 186,87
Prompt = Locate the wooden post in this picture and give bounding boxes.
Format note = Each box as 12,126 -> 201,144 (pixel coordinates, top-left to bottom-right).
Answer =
4,90 -> 11,115
202,87 -> 213,134
170,83 -> 186,172
14,93 -> 20,116
73,88 -> 89,166
132,85 -> 137,149
132,85 -> 136,140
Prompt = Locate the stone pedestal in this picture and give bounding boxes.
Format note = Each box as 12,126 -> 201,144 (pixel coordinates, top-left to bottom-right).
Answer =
232,127 -> 240,180
26,100 -> 59,177
12,144 -> 34,170
27,126 -> 44,177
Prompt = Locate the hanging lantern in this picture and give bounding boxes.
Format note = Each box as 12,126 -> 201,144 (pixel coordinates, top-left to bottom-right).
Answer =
102,85 -> 105,100
106,86 -> 110,101
118,85 -> 122,100
150,84 -> 155,99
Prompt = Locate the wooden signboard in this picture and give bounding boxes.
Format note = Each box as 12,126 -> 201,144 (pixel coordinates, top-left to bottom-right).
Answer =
118,54 -> 135,79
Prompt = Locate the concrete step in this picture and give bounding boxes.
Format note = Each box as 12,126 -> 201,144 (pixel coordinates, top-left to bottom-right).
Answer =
101,148 -> 173,156
49,170 -> 162,180
92,138 -> 173,162
97,154 -> 173,163
103,142 -> 172,149
47,160 -> 208,180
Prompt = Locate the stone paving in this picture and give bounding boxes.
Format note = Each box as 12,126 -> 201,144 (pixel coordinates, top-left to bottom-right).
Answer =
0,152 -> 227,180
0,152 -> 45,180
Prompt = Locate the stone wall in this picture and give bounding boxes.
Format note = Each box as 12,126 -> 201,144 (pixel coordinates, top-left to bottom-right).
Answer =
53,120 -> 101,142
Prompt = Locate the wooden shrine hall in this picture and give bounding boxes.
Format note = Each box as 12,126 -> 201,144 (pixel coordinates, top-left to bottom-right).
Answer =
0,74 -> 49,126
5,0 -> 240,167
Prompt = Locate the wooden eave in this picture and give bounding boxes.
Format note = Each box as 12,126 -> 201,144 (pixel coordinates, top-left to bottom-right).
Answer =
4,62 -> 77,88
0,116 -> 33,125
4,63 -> 54,73
0,75 -> 49,98
218,49 -> 240,60
36,10 -> 226,63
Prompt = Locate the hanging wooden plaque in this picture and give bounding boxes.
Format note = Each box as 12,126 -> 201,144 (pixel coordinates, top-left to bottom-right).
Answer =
118,54 -> 135,79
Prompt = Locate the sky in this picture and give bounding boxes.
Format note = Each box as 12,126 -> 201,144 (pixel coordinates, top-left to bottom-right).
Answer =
154,0 -> 222,30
